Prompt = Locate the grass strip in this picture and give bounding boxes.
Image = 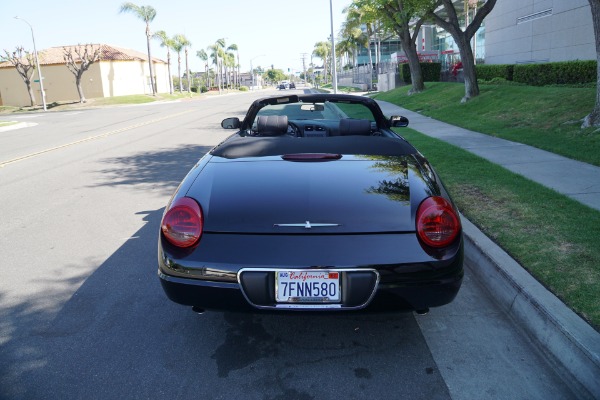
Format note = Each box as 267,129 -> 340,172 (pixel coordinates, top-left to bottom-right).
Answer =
397,127 -> 600,329
375,82 -> 600,166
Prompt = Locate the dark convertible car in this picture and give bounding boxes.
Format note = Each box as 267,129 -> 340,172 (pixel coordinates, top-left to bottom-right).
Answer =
158,94 -> 463,314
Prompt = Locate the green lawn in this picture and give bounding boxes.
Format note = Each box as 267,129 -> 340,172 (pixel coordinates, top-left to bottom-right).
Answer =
374,82 -> 600,166
378,82 -> 600,330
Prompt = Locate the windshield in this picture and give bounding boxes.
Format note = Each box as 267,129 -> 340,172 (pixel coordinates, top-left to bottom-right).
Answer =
255,101 -> 376,123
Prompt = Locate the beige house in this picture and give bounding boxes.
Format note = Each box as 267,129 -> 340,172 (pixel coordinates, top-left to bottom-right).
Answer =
0,44 -> 169,107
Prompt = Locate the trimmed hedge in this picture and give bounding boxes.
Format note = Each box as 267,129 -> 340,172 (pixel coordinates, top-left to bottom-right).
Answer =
477,64 -> 514,81
477,60 -> 596,86
401,62 -> 442,83
513,60 -> 596,85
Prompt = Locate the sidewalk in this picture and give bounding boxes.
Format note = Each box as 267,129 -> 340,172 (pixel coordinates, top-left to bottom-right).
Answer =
377,101 -> 600,211
375,99 -> 600,399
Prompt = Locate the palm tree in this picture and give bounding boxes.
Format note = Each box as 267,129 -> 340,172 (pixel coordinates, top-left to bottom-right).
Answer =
174,34 -> 192,93
227,43 -> 239,88
119,2 -> 157,95
153,30 -> 174,94
223,52 -> 236,88
344,1 -> 375,71
207,39 -> 226,92
313,41 -> 331,83
196,49 -> 209,88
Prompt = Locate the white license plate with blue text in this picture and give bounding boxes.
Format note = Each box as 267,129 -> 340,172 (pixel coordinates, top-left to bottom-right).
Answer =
276,270 -> 340,303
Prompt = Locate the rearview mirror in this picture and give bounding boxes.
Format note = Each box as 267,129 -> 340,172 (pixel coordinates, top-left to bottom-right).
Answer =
390,116 -> 409,127
301,104 -> 325,112
221,117 -> 241,129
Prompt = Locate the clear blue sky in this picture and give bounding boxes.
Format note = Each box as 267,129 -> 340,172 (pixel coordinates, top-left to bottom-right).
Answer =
2,0 -> 350,73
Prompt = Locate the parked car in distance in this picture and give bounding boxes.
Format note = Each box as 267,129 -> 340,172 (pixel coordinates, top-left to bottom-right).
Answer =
158,93 -> 463,315
289,81 -> 296,89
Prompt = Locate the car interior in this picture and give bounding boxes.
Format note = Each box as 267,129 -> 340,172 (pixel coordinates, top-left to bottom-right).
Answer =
251,102 -> 380,137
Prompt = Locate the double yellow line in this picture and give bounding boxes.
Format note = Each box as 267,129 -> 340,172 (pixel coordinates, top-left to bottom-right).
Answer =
0,109 -> 194,168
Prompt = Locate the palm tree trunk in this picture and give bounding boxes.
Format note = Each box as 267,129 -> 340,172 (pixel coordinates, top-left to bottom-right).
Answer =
145,24 -> 156,95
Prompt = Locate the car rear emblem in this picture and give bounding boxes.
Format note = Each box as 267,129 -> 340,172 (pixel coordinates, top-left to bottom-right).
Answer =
274,221 -> 340,229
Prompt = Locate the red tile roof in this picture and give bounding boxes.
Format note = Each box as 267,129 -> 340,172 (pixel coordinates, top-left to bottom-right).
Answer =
0,44 -> 166,68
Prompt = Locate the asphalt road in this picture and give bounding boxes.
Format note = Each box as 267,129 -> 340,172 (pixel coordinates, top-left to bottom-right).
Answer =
0,89 -> 576,399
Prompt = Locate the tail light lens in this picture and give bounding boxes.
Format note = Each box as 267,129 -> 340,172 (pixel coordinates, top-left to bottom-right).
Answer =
161,197 -> 203,248
416,196 -> 461,248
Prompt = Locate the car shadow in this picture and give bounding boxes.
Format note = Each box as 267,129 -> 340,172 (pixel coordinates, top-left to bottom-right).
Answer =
0,144 -> 451,400
91,144 -> 214,195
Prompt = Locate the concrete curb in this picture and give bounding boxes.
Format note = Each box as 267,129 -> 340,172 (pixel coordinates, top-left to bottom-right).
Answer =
461,216 -> 600,399
0,122 -> 38,132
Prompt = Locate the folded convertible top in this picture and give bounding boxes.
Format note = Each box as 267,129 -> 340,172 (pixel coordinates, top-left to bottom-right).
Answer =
210,135 -> 417,159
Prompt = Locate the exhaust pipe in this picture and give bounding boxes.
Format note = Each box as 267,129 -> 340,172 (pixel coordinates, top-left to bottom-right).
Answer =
415,308 -> 429,315
192,306 -> 205,314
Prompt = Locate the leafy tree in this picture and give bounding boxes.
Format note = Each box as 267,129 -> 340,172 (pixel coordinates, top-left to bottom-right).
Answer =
583,0 -> 600,127
119,2 -> 157,95
63,44 -> 101,103
2,47 -> 36,106
375,0 -> 432,94
153,30 -> 175,94
264,69 -> 286,84
426,0 -> 497,102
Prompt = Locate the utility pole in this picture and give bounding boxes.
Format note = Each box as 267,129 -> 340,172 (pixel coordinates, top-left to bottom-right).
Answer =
301,53 -> 308,85
15,16 -> 46,111
329,0 -> 338,93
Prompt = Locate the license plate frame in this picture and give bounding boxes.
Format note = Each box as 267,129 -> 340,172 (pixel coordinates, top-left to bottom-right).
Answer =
275,270 -> 341,303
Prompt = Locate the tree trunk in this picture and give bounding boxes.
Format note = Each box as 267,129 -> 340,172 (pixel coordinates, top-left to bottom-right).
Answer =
75,73 -> 86,103
457,35 -> 479,103
26,82 -> 36,107
383,4 -> 425,94
583,0 -> 600,128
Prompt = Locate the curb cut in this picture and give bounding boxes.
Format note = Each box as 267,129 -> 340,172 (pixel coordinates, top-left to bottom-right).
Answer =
461,216 -> 600,399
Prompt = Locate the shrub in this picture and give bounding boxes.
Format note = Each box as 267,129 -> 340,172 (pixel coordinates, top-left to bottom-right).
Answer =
239,86 -> 249,92
400,62 -> 442,83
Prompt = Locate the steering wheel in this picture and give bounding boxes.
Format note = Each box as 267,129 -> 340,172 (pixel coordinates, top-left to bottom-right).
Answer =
287,121 -> 301,137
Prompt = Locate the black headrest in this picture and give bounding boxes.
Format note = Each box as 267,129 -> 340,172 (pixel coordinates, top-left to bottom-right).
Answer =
339,118 -> 372,136
256,115 -> 289,136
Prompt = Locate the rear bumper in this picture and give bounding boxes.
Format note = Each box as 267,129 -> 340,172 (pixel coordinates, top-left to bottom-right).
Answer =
158,268 -> 463,313
158,232 -> 464,312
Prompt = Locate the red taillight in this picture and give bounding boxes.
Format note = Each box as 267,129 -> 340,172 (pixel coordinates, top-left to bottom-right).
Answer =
416,196 -> 461,248
161,197 -> 203,248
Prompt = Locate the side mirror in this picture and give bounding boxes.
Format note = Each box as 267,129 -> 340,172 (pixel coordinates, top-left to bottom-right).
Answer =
390,116 -> 409,127
221,117 -> 241,129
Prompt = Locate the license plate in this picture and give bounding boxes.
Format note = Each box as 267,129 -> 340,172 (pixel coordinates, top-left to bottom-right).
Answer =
276,270 -> 340,303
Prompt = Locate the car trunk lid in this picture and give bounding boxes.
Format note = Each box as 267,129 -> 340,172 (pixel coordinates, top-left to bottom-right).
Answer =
189,155 -> 415,234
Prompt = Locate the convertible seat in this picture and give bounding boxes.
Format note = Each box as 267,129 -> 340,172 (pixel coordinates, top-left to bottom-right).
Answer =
257,115 -> 288,136
339,118 -> 372,136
